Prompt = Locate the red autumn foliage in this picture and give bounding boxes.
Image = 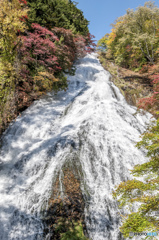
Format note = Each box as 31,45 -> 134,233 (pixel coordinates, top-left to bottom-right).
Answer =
74,35 -> 86,58
20,23 -> 60,73
84,33 -> 96,53
17,24 -> 60,109
51,28 -> 96,71
19,15 -> 28,22
20,24 -> 95,77
19,0 -> 27,5
138,74 -> 159,114
52,27 -> 76,72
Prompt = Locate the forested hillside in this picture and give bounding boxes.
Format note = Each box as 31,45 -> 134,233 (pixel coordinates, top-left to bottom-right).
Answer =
98,2 -> 159,238
0,0 -> 95,135
98,1 -> 159,116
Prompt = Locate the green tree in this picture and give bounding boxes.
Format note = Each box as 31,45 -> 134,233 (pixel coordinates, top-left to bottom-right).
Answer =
100,2 -> 159,69
26,0 -> 89,35
113,118 -> 159,238
122,2 -> 159,64
97,34 -> 108,52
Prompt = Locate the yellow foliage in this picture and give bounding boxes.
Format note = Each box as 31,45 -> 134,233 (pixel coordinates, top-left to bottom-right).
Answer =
37,72 -> 59,82
33,72 -> 59,93
0,0 -> 28,63
0,0 -> 28,132
106,20 -> 124,47
106,30 -> 116,46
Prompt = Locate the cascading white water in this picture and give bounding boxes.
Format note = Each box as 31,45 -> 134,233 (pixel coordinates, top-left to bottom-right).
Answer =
0,53 -> 152,240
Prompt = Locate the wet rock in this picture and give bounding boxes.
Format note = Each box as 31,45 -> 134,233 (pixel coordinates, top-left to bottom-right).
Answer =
42,167 -> 88,239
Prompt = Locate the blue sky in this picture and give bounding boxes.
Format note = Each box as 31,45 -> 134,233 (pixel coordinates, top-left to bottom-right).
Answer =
76,0 -> 159,42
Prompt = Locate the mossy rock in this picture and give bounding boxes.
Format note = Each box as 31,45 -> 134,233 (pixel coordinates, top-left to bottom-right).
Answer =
58,221 -> 89,240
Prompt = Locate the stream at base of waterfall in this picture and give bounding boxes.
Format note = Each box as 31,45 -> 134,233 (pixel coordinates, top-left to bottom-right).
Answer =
0,53 -> 152,240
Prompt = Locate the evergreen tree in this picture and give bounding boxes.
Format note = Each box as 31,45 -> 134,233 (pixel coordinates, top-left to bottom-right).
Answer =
26,0 -> 89,35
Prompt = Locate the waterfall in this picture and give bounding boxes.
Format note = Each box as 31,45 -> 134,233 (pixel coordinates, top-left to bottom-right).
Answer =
0,53 -> 152,240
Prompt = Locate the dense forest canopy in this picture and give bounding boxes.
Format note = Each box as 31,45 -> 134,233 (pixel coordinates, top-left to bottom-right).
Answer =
26,0 -> 89,35
98,2 -> 159,69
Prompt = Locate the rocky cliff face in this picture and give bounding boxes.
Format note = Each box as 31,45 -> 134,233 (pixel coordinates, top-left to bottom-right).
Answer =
42,164 -> 88,239
98,52 -> 153,108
